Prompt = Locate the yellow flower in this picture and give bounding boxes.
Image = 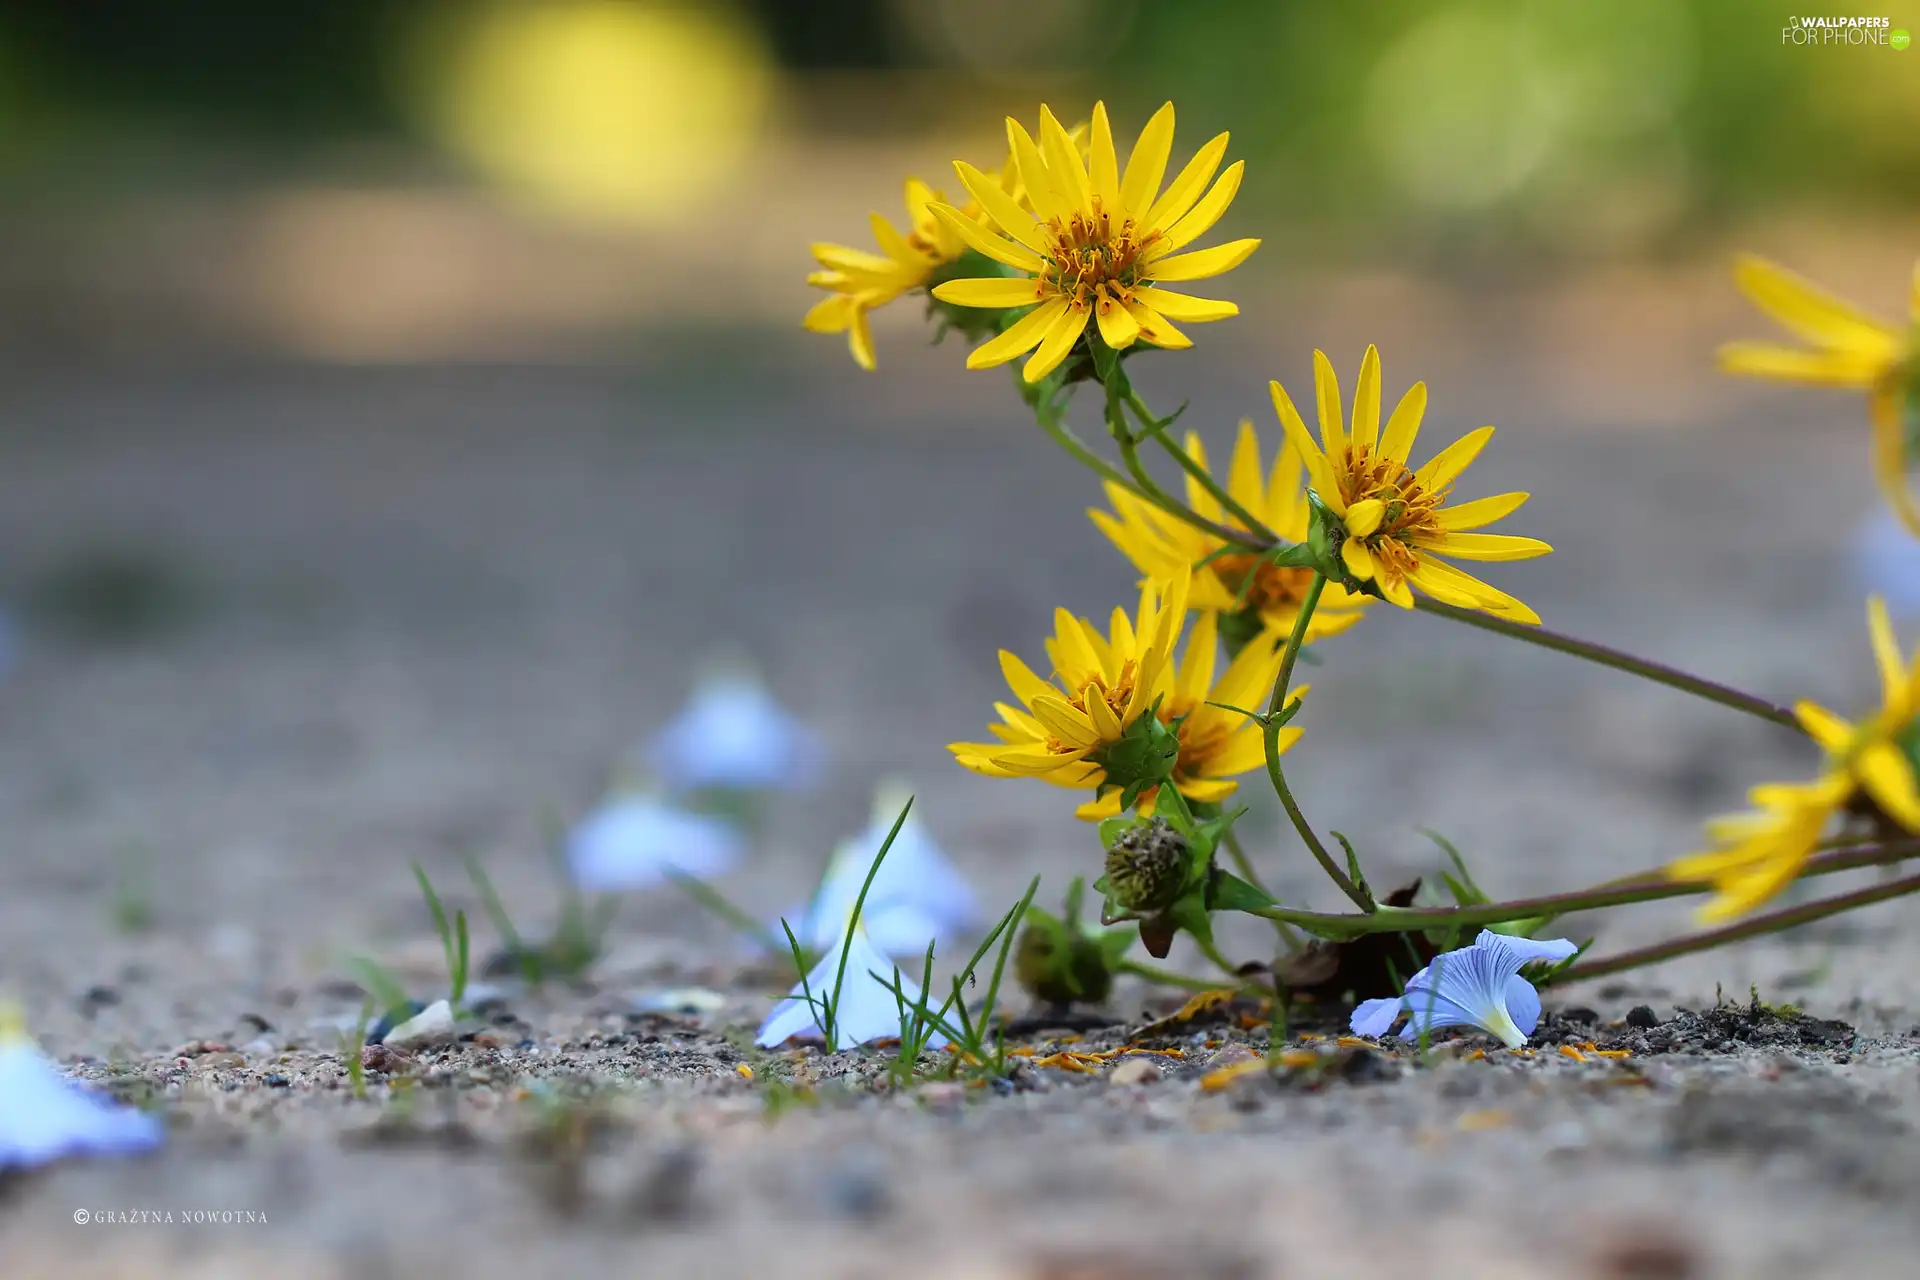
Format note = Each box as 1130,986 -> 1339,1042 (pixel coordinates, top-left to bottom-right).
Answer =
1091,420 -> 1371,648
950,572 -> 1192,796
1271,346 -> 1552,624
1669,597 -> 1920,922
1719,255 -> 1920,534
1074,610 -> 1303,821
803,177 -> 970,371
928,101 -> 1258,383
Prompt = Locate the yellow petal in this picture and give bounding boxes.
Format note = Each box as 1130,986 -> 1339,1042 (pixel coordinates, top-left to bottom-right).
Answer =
1856,743 -> 1920,830
999,649 -> 1056,708
1414,426 -> 1495,493
1029,695 -> 1100,747
1269,379 -> 1345,515
1433,532 -> 1553,562
1084,685 -> 1124,741
1023,303 -> 1092,383
1038,105 -> 1091,213
1379,381 -> 1428,466
811,242 -> 896,274
1716,342 -> 1887,387
1007,117 -> 1068,224
953,161 -> 1047,254
1732,254 -> 1901,358
1176,609 -> 1219,701
1155,161 -> 1244,254
1341,538 -> 1375,580
1146,131 -> 1229,232
966,297 -> 1069,369
1120,103 -> 1176,219
1095,289 -> 1141,350
1437,492 -> 1529,531
1868,596 -> 1905,710
1794,701 -> 1852,752
933,277 -> 1047,309
1345,497 -> 1385,538
1147,238 -> 1260,283
847,307 -> 876,371
1312,350 -> 1347,459
802,293 -> 856,334
1352,344 -> 1382,454
929,203 -> 1044,273
1123,298 -> 1192,350
1088,101 -> 1122,212
1227,421 -> 1265,516
1135,288 -> 1238,322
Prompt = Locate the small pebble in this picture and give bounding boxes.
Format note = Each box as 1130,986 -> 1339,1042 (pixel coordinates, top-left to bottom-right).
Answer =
1108,1057 -> 1162,1087
1626,1005 -> 1660,1029
917,1082 -> 966,1114
263,1073 -> 290,1088
382,999 -> 457,1050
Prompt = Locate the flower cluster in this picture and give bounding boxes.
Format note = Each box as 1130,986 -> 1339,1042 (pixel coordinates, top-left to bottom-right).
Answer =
805,95 -> 1920,1021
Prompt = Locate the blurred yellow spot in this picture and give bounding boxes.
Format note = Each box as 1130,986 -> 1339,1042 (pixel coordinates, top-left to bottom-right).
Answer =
1457,1109 -> 1512,1131
735,1063 -> 754,1079
1559,1045 -> 1589,1063
418,0 -> 771,226
1198,1060 -> 1269,1092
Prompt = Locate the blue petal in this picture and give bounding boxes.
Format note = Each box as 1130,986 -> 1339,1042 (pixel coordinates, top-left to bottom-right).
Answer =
649,672 -> 823,793
567,796 -> 743,892
0,1044 -> 164,1170
1403,942 -> 1528,1048
1350,998 -> 1403,1039
1504,975 -> 1542,1037
1471,930 -> 1578,968
755,926 -> 947,1052
789,812 -> 981,955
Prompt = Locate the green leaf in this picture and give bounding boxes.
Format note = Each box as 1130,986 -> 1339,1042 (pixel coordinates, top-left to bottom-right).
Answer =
1208,870 -> 1278,913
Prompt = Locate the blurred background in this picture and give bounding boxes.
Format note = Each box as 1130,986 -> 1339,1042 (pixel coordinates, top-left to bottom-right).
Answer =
0,0 -> 1917,984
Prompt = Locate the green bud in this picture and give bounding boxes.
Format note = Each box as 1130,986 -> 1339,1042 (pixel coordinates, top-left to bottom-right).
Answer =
1014,921 -> 1114,1007
1104,818 -> 1191,913
1093,711 -> 1180,800
1304,491 -> 1347,582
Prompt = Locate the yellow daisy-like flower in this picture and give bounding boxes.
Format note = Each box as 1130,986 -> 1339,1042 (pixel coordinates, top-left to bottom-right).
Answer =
949,571 -> 1192,795
928,101 -> 1259,383
1091,420 -> 1372,650
1719,255 -> 1920,534
1073,610 -> 1303,821
1669,597 -> 1920,922
1271,346 -> 1552,625
803,177 -> 969,371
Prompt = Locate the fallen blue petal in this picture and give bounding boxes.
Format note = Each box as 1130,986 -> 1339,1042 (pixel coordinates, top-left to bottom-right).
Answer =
756,923 -> 947,1052
785,803 -> 981,958
1349,930 -> 1578,1050
649,666 -> 822,793
567,795 -> 744,893
0,1017 -> 164,1171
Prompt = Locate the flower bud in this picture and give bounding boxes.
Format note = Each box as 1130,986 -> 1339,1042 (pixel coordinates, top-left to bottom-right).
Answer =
1093,712 -> 1181,801
1014,922 -> 1114,1007
1103,817 -> 1191,913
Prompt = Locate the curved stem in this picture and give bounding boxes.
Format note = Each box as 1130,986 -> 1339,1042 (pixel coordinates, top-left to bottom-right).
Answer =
1244,837 -> 1920,938
1410,597 -> 1803,734
1551,869 -> 1920,984
1122,388 -> 1280,543
1264,572 -> 1373,911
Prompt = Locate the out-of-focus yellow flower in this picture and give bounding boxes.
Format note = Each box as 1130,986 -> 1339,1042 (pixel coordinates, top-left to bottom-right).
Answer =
1272,346 -> 1551,624
1669,597 -> 1920,922
1720,255 -> 1920,535
949,572 -> 1192,800
1091,421 -> 1372,651
1074,610 -> 1302,821
804,178 -> 969,371
929,101 -> 1258,383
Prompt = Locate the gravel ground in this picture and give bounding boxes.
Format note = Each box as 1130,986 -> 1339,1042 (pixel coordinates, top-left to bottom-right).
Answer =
1,337 -> 1917,1278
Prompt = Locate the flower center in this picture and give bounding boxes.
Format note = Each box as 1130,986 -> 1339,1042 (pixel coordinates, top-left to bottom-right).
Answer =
1212,553 -> 1318,616
1042,204 -> 1160,307
1340,443 -> 1445,572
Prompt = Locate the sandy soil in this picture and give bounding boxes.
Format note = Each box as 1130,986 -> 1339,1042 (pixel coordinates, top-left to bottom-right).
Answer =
1,336 -> 1917,1278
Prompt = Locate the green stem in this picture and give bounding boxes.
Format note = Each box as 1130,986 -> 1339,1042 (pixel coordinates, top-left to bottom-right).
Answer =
1263,572 -> 1374,911
1411,597 -> 1803,733
1192,932 -> 1244,979
1244,837 -> 1920,938
1220,827 -> 1304,953
1122,388 -> 1280,543
1552,869 -> 1920,983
